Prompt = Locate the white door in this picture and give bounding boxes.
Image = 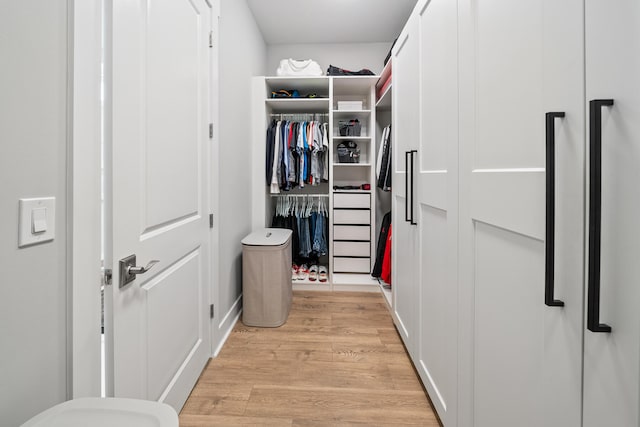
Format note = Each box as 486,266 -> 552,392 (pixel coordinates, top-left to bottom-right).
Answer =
415,0 -> 458,425
583,1 -> 640,425
108,0 -> 212,411
391,15 -> 420,357
458,0 -> 584,425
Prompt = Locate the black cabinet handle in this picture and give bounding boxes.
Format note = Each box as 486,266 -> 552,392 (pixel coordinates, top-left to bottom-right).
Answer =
545,112 -> 565,307
587,99 -> 614,333
410,150 -> 417,225
405,151 -> 410,223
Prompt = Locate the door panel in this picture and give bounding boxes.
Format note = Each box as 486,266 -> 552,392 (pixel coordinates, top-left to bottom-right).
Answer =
459,0 -> 584,425
416,0 -> 458,425
474,223 -> 544,425
110,0 -> 211,411
584,1 -> 640,425
391,16 -> 420,355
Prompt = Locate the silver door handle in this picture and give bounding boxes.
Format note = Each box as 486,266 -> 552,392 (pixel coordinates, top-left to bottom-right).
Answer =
119,254 -> 159,288
127,260 -> 159,275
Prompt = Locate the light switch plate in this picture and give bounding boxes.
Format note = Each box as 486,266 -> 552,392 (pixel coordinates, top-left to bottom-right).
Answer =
19,197 -> 55,248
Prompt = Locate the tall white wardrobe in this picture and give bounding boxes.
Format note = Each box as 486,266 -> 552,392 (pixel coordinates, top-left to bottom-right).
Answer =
390,0 -> 640,426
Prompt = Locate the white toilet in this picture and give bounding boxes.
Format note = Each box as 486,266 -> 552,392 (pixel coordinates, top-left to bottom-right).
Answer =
20,397 -> 178,427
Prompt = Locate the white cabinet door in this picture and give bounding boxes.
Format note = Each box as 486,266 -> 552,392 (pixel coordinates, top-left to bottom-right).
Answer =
414,0 -> 458,425
392,15 -> 420,357
583,1 -> 640,425
458,0 -> 584,425
109,0 -> 211,411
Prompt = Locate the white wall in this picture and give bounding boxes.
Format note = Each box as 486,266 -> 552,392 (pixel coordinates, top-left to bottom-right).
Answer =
216,0 -> 267,342
0,1 -> 69,425
267,42 -> 392,76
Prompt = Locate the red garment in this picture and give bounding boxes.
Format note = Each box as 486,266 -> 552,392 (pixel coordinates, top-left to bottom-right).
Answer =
380,224 -> 392,285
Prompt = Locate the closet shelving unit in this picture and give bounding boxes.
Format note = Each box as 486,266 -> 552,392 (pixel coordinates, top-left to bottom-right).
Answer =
374,60 -> 393,308
252,75 -> 382,291
330,76 -> 380,289
252,76 -> 332,289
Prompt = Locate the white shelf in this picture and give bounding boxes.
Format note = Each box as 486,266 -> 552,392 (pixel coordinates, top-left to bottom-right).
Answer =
331,273 -> 379,286
265,76 -> 330,94
333,163 -> 372,167
333,136 -> 371,140
266,98 -> 330,113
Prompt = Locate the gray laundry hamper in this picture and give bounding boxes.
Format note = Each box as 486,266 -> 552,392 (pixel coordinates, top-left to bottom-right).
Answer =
241,228 -> 293,327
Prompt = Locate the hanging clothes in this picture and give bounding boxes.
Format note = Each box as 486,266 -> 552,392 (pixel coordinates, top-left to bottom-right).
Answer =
270,195 -> 329,265
265,119 -> 329,193
380,224 -> 392,285
372,211 -> 392,278
376,125 -> 392,191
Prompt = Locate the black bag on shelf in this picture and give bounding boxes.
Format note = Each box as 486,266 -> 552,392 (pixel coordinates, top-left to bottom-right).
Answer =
337,141 -> 360,163
338,119 -> 362,136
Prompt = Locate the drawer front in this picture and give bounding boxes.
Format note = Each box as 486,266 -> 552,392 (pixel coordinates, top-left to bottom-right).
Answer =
334,241 -> 370,257
333,209 -> 371,225
334,193 -> 370,209
333,257 -> 371,273
333,225 -> 370,241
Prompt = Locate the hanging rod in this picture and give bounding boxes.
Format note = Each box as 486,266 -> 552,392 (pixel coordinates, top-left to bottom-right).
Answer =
269,113 -> 329,121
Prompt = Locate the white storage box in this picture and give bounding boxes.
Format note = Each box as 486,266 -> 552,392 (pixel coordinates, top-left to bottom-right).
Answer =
337,101 -> 363,110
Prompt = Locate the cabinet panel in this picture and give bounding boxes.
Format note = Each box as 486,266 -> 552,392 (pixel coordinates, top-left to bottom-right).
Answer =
333,225 -> 370,241
458,0 -> 584,425
415,0 -> 459,425
583,1 -> 640,426
333,241 -> 370,257
333,209 -> 370,225
333,257 -> 370,273
333,193 -> 370,209
391,14 -> 420,358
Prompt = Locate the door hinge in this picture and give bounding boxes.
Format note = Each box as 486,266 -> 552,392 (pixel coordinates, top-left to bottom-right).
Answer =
209,123 -> 213,139
209,31 -> 213,48
103,268 -> 113,286
209,213 -> 214,228
210,304 -> 215,319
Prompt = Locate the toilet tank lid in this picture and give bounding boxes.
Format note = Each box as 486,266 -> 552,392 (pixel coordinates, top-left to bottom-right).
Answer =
242,228 -> 292,246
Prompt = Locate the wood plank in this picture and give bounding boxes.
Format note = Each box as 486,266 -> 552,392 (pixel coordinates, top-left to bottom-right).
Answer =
244,385 -> 440,425
179,291 -> 440,426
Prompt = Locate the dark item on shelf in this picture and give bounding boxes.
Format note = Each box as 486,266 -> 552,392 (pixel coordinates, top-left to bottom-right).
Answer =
337,141 -> 360,163
327,65 -> 375,76
339,119 -> 362,136
333,184 -> 370,190
384,38 -> 398,66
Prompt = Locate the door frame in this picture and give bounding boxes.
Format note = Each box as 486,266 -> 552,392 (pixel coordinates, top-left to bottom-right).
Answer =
68,0 -> 220,398
68,0 -> 103,399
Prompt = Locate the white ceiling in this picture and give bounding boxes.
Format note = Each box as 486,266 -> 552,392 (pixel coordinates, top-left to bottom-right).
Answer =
246,0 -> 418,44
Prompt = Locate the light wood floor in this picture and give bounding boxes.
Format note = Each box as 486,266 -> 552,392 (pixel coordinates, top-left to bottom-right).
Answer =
179,291 -> 441,426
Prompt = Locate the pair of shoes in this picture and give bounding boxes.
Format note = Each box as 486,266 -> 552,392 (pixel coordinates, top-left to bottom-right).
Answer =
292,264 -> 299,280
318,265 -> 328,282
308,265 -> 318,281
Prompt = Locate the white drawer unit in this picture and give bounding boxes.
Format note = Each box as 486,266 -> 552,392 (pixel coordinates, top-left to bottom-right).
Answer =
334,241 -> 370,257
333,225 -> 370,241
333,257 -> 371,273
333,209 -> 371,225
333,193 -> 371,209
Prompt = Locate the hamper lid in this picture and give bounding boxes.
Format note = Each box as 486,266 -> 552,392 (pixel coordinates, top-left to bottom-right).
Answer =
242,228 -> 292,246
